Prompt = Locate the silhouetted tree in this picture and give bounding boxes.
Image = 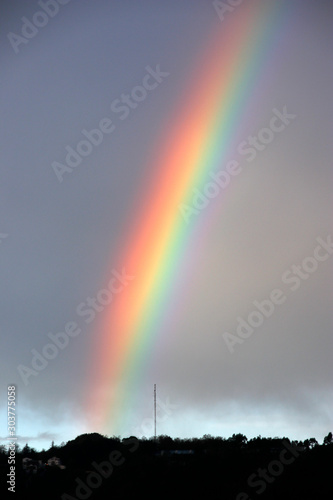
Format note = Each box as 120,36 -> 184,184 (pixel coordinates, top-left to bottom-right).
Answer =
22,443 -> 32,455
230,433 -> 247,446
323,432 -> 333,445
304,438 -> 318,449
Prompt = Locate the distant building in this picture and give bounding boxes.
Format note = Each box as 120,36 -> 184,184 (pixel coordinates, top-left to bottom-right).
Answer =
156,449 -> 194,457
47,456 -> 66,469
22,457 -> 43,473
22,456 -> 65,473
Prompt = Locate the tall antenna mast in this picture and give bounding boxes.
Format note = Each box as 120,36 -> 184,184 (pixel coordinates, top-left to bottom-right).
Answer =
154,384 -> 157,440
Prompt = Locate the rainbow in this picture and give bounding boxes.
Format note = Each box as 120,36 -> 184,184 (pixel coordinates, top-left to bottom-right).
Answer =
85,1 -> 295,435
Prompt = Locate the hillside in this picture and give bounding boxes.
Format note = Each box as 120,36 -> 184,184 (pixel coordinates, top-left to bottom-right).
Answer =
1,432 -> 332,499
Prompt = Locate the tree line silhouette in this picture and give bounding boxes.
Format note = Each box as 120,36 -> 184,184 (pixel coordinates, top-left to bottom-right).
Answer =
1,431 -> 332,499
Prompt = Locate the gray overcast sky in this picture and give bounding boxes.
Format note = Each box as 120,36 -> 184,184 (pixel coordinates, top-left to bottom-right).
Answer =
1,0 -> 332,450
